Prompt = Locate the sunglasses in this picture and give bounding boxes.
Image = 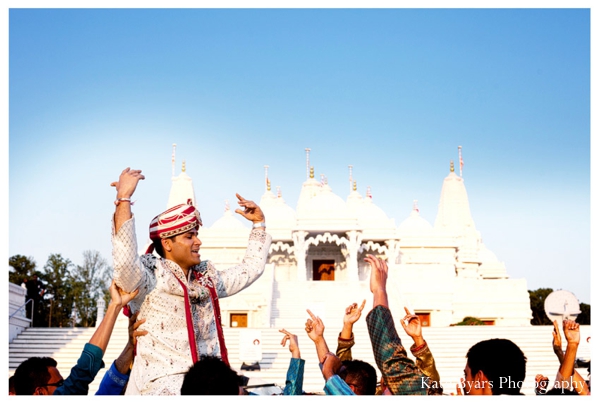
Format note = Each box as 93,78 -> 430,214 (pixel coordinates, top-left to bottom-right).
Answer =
45,379 -> 64,388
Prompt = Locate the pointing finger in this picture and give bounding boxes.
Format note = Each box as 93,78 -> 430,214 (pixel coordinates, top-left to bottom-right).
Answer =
306,309 -> 317,321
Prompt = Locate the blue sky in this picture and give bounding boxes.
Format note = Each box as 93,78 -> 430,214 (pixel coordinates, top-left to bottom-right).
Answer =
7,7 -> 593,305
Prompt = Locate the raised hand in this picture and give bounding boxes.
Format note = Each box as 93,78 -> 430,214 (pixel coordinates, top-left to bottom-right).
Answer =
110,167 -> 145,199
343,300 -> 366,326
279,328 -> 300,359
305,309 -> 325,343
129,312 -> 148,347
365,254 -> 388,293
365,254 -> 389,308
234,193 -> 265,223
400,307 -> 423,346
552,320 -> 564,363
563,319 -> 580,345
534,374 -> 549,395
109,280 -> 140,307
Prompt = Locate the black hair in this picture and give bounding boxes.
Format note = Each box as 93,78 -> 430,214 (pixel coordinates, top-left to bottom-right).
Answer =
466,338 -> 526,395
152,238 -> 165,258
9,375 -> 15,395
14,357 -> 58,395
152,233 -> 178,258
339,359 -> 378,395
181,355 -> 240,395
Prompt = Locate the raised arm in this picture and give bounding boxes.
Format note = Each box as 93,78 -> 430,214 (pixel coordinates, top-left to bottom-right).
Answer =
212,194 -> 272,297
552,320 -> 565,364
556,319 -> 589,395
400,307 -> 443,395
111,167 -> 150,295
54,282 -> 139,395
364,255 -> 427,395
95,312 -> 148,395
234,193 -> 266,228
336,300 -> 365,361
305,309 -> 329,364
342,300 -> 365,338
280,329 -> 304,395
111,167 -> 145,233
366,254 -> 389,308
321,353 -> 355,395
89,281 -> 139,352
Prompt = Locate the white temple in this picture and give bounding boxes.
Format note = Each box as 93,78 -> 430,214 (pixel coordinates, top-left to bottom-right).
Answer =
167,147 -> 532,329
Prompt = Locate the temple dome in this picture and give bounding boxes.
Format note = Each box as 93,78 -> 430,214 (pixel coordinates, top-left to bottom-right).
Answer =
259,189 -> 278,209
304,184 -> 349,213
296,176 -> 323,212
346,189 -> 363,210
361,197 -> 390,221
210,209 -> 246,230
260,190 -> 296,229
398,208 -> 433,233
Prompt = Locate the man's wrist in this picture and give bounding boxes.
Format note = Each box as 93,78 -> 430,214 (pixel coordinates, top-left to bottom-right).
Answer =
107,301 -> 123,311
412,336 -> 426,347
372,288 -> 387,298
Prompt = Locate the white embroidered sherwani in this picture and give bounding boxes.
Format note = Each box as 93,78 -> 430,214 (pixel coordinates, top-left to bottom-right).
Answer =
112,216 -> 271,395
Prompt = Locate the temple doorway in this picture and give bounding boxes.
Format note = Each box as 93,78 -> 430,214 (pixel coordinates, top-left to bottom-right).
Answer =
312,260 -> 335,281
230,313 -> 248,327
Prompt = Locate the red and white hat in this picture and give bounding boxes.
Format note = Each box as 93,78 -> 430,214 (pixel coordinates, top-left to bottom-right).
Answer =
146,199 -> 202,253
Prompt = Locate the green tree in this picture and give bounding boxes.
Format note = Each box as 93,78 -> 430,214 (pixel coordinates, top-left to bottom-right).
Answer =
42,254 -> 76,327
529,288 -> 591,325
453,316 -> 485,326
577,303 -> 590,325
8,254 -> 38,284
71,250 -> 111,327
529,288 -> 554,325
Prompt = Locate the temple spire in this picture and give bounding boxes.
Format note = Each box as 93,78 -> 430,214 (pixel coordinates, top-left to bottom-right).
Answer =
458,145 -> 463,177
305,148 -> 311,179
450,160 -> 454,173
171,143 -> 177,177
264,165 -> 270,192
310,166 -> 314,179
182,160 -> 186,172
413,199 -> 419,212
348,165 -> 353,192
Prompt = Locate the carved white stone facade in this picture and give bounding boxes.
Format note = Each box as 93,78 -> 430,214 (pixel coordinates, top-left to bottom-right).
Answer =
166,158 -> 532,328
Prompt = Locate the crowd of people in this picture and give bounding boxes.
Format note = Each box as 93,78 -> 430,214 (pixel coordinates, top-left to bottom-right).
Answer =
9,167 -> 591,395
